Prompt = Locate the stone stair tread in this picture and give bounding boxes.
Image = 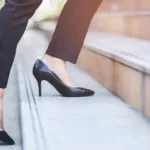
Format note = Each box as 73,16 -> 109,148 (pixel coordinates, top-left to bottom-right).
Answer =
85,31 -> 150,62
84,31 -> 150,73
16,29 -> 150,150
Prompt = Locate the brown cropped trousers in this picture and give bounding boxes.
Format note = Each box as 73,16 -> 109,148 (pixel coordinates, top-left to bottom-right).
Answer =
0,0 -> 103,88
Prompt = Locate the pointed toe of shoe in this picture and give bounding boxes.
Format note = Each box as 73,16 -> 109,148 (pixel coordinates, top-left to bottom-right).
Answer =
7,137 -> 15,145
72,87 -> 95,97
80,88 -> 95,96
0,131 -> 15,145
63,87 -> 95,97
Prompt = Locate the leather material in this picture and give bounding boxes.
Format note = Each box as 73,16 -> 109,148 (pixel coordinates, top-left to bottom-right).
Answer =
0,131 -> 15,145
33,59 -> 95,97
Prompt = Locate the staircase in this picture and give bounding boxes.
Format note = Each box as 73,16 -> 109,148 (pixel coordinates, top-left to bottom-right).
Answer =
1,0 -> 150,149
80,0 -> 150,117
14,27 -> 150,150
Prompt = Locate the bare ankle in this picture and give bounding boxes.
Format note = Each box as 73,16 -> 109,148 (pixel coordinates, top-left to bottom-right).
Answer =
52,57 -> 66,65
42,54 -> 53,66
0,89 -> 4,98
0,89 -> 4,129
41,55 -> 75,87
42,54 -> 66,71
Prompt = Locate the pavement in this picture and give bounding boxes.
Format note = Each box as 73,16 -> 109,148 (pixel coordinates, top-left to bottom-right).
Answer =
14,27 -> 150,150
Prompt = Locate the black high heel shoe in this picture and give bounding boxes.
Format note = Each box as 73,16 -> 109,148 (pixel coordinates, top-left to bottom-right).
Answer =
33,59 -> 95,97
0,131 -> 15,145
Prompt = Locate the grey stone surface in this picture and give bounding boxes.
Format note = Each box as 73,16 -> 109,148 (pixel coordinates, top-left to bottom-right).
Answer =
85,31 -> 150,75
16,29 -> 150,150
16,60 -> 47,150
1,63 -> 22,150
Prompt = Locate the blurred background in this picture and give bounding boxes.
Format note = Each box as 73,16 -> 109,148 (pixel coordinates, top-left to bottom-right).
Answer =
0,0 -> 66,21
1,0 -> 150,41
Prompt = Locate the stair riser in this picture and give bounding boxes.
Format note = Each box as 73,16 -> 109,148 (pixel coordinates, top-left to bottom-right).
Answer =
90,15 -> 150,40
145,76 -> 150,117
77,48 -> 150,118
99,0 -> 150,12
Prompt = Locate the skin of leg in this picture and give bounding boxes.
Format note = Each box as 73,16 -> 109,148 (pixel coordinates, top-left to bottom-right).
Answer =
0,88 -> 4,129
42,55 -> 76,87
42,0 -> 103,87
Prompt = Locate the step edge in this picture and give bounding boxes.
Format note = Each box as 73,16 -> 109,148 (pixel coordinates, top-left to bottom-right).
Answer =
16,56 -> 48,150
84,41 -> 150,75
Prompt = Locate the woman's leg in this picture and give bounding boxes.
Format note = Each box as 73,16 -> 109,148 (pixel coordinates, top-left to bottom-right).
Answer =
0,0 -> 42,137
0,0 -> 42,88
0,89 -> 4,129
42,0 -> 103,87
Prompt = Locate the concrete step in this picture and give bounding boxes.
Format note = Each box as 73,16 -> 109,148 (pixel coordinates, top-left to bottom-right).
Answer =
78,31 -> 150,118
16,57 -> 48,150
90,12 -> 150,40
35,21 -> 150,118
16,28 -> 150,150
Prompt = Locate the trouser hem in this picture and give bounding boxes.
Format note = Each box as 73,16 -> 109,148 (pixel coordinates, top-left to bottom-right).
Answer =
46,51 -> 78,64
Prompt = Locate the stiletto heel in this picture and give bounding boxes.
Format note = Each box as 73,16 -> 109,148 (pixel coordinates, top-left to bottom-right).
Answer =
33,74 -> 42,97
33,59 -> 95,97
37,80 -> 42,97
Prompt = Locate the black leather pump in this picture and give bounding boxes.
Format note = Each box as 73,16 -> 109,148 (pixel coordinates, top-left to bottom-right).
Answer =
0,131 -> 14,145
33,59 -> 95,97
